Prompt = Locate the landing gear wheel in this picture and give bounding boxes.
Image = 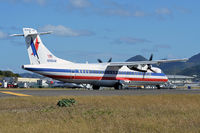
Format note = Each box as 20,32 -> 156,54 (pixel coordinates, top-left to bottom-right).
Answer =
114,84 -> 123,90
156,85 -> 161,89
93,85 -> 100,90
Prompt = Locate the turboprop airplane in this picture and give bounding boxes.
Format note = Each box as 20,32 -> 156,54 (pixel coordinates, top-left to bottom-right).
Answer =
11,28 -> 187,90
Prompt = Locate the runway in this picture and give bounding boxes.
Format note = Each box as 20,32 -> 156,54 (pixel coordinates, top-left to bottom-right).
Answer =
1,89 -> 200,97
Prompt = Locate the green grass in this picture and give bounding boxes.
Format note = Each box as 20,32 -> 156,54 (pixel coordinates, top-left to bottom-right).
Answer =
0,95 -> 200,133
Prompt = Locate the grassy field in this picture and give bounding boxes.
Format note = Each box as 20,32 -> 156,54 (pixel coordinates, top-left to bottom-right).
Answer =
0,95 -> 200,133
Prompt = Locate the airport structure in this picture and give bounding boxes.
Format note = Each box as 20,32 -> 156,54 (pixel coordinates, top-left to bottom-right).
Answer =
167,75 -> 194,86
0,77 -> 48,88
16,77 -> 40,88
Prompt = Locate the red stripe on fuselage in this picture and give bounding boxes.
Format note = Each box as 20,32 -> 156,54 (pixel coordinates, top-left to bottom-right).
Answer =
43,75 -> 168,82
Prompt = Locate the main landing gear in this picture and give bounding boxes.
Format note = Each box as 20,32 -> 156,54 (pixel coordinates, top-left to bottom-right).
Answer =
92,85 -> 100,90
92,83 -> 124,90
156,85 -> 161,89
114,83 -> 123,90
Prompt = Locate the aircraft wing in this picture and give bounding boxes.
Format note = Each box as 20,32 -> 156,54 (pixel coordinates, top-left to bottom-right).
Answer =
108,58 -> 188,67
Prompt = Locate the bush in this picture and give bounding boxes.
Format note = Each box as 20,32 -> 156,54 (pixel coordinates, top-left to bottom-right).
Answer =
57,98 -> 76,107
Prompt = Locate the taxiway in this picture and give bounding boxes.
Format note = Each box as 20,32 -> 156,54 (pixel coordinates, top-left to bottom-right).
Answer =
0,89 -> 200,97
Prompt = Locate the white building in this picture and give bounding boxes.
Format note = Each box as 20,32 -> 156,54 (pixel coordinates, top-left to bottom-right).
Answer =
15,77 -> 40,88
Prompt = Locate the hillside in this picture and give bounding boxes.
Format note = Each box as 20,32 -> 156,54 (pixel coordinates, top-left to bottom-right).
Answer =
19,73 -> 42,78
126,55 -> 147,62
158,62 -> 186,74
159,53 -> 200,74
0,70 -> 20,77
177,65 -> 200,76
0,70 -> 43,78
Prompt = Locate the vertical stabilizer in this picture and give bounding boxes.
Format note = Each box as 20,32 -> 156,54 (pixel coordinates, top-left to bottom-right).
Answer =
12,28 -> 72,65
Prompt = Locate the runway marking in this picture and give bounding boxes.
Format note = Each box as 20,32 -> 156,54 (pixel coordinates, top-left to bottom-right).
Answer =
0,91 -> 31,97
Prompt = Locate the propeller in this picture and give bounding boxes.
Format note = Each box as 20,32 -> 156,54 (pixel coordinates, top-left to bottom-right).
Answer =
128,54 -> 157,78
97,57 -> 112,63
142,54 -> 157,78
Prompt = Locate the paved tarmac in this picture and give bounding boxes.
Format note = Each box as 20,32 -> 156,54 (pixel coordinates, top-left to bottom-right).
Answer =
1,89 -> 200,97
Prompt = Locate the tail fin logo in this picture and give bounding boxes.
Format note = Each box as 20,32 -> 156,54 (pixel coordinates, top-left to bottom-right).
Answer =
30,37 -> 39,59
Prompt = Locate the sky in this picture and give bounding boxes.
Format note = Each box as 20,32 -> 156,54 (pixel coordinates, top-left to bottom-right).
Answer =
0,0 -> 200,73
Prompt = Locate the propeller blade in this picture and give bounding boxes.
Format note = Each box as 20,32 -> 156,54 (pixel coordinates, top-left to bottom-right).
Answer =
97,59 -> 103,63
147,64 -> 157,73
147,64 -> 151,69
128,54 -> 156,73
108,57 -> 112,63
129,66 -> 147,73
149,68 -> 157,73
149,54 -> 153,61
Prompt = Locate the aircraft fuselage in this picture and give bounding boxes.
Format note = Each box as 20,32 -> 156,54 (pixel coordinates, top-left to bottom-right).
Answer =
23,63 -> 168,87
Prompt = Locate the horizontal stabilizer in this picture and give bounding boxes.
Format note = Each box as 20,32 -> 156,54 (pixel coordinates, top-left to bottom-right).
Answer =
10,34 -> 24,37
10,31 -> 52,37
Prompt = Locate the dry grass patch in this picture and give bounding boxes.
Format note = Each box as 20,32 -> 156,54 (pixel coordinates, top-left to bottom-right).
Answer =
0,95 -> 200,133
